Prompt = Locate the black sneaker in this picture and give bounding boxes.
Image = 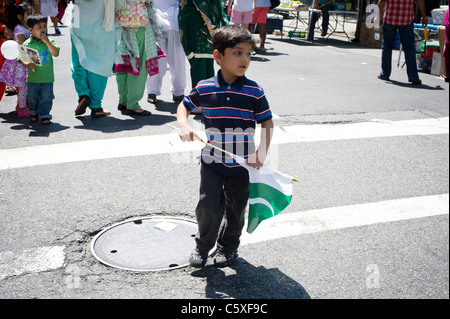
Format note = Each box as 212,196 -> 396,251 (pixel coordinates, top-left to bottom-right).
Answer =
213,249 -> 237,268
189,248 -> 207,268
147,94 -> 157,104
173,94 -> 184,103
408,78 -> 422,85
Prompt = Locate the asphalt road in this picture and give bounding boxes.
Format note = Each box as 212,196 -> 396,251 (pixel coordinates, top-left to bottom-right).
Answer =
0,5 -> 448,304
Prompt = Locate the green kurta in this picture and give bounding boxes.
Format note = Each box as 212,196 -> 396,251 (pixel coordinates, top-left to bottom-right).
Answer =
178,0 -> 229,59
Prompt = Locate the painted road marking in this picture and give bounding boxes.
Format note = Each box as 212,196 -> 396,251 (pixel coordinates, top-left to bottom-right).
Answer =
1,194 -> 447,277
0,245 -> 65,280
241,193 -> 449,245
0,117 -> 448,171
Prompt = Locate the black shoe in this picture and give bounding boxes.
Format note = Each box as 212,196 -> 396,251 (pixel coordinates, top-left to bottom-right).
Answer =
126,109 -> 152,116
91,107 -> 111,118
378,74 -> 390,81
117,103 -> 127,111
147,94 -> 157,104
75,95 -> 91,115
213,249 -> 237,268
173,94 -> 184,103
189,248 -> 207,268
408,78 -> 422,85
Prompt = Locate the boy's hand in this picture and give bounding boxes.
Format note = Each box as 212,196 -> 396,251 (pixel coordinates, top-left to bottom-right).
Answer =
246,150 -> 266,170
40,32 -> 49,43
23,61 -> 36,70
178,125 -> 195,142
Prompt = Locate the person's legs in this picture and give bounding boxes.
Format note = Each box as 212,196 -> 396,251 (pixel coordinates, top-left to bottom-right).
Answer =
188,57 -> 214,88
259,23 -> 267,51
217,173 -> 249,253
124,28 -> 148,110
71,41 -> 90,97
308,12 -> 320,40
86,71 -> 109,114
146,40 -> 166,97
27,82 -> 39,120
166,30 -> 186,97
321,4 -> 331,36
256,7 -> 270,51
380,22 -> 397,79
116,71 -> 128,106
37,83 -> 54,121
195,165 -> 226,254
399,23 -> 420,82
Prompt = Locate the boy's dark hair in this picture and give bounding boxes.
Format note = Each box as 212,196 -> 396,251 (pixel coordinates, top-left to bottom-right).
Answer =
27,14 -> 47,29
212,25 -> 256,54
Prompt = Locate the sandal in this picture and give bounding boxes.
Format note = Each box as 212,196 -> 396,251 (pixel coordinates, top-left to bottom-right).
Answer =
91,107 -> 111,118
17,106 -> 31,118
75,95 -> 91,115
30,115 -> 38,123
41,118 -> 52,125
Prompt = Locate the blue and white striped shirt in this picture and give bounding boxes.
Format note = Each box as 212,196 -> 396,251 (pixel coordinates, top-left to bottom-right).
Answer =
183,71 -> 273,175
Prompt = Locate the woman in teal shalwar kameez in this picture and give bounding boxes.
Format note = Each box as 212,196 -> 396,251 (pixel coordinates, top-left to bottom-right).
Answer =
71,0 -> 124,118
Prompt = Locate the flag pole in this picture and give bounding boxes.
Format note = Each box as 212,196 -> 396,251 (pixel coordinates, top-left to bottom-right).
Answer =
166,123 -> 299,182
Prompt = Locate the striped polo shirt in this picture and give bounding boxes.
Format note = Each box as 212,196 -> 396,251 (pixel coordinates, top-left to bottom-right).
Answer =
183,70 -> 273,176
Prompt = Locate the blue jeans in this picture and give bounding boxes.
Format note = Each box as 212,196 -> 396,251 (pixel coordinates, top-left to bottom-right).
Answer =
27,83 -> 54,120
308,4 -> 332,38
380,22 -> 419,80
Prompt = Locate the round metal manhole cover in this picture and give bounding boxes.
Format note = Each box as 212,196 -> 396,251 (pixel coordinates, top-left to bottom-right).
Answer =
90,216 -> 197,271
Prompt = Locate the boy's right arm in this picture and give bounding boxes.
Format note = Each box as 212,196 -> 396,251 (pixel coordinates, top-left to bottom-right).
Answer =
19,59 -> 36,71
176,102 -> 195,142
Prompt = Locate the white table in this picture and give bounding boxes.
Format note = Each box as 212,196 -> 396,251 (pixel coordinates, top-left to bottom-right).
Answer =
309,8 -> 358,41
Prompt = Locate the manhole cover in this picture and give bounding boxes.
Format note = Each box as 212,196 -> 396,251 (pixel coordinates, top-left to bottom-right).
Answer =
90,216 -> 197,271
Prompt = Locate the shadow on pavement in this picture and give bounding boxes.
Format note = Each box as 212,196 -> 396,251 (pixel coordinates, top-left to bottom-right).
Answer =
191,257 -> 310,299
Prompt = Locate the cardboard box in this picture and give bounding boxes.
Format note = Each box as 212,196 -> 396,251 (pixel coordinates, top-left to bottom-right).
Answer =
431,52 -> 442,75
359,23 -> 382,48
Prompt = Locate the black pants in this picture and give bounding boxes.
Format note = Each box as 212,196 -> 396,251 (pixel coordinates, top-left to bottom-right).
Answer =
195,164 -> 249,254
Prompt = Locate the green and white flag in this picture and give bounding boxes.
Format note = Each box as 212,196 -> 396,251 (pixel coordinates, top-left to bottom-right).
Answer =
233,155 -> 294,233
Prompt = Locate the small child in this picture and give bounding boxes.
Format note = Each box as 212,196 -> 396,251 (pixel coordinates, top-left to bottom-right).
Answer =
227,0 -> 253,30
0,3 -> 32,117
40,0 -> 60,35
18,14 -> 59,125
177,25 -> 274,268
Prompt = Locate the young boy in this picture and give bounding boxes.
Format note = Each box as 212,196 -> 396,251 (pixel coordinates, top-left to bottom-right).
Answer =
18,14 -> 59,125
177,25 -> 274,268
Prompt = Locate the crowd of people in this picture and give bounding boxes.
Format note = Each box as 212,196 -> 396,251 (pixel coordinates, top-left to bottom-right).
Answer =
0,0 -> 276,124
1,0 -> 449,125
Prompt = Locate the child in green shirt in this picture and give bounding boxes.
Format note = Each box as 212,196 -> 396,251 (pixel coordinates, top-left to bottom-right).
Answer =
18,15 -> 59,125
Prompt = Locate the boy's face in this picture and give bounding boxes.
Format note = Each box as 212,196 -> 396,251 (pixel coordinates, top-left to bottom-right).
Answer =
28,22 -> 47,40
214,42 -> 253,84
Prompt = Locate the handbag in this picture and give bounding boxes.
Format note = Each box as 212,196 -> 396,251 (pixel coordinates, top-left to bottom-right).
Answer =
270,0 -> 281,9
116,0 -> 149,28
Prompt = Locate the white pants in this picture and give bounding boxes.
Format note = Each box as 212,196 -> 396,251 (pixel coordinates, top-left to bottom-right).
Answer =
146,30 -> 186,97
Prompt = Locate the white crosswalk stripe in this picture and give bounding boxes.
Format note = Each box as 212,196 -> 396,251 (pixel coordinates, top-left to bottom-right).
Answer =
0,117 -> 448,279
0,117 -> 448,170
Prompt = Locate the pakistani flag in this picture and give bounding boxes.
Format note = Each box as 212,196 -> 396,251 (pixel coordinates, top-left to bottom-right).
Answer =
233,155 -> 294,233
